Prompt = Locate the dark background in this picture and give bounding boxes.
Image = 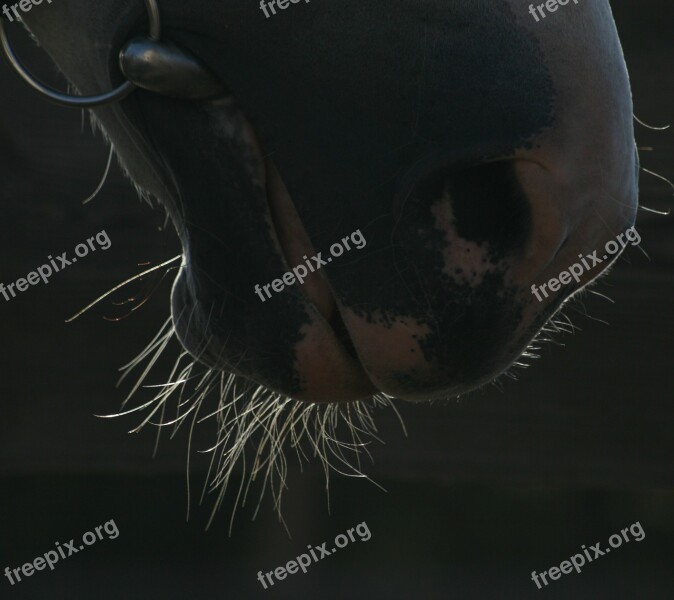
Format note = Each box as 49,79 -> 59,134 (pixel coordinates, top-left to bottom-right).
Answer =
0,2 -> 672,598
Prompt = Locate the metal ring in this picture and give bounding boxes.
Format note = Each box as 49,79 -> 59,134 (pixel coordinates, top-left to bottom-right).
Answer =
0,0 -> 161,108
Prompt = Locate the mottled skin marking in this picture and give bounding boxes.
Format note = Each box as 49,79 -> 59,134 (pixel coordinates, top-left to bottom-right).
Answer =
338,164 -> 526,396
22,0 -> 638,402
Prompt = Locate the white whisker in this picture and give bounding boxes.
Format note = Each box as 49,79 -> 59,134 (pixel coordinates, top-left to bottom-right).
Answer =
106,318 -> 405,530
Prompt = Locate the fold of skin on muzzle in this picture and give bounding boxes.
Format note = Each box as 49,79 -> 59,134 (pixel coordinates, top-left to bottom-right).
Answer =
19,0 -> 638,402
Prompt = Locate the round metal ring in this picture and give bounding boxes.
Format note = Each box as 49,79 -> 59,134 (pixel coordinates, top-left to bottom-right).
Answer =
0,0 -> 161,108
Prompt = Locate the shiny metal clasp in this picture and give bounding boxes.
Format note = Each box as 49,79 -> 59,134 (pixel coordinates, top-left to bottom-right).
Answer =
0,0 -> 227,108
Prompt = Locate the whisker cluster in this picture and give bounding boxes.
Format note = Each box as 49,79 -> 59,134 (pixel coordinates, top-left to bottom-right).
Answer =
102,317 -> 402,531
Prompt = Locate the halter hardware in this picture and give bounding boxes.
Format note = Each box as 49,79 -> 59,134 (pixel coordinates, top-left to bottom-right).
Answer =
0,0 -> 226,108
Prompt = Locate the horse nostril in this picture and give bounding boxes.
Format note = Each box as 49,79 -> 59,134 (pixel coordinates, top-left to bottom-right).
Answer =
402,159 -> 536,267
444,161 -> 533,261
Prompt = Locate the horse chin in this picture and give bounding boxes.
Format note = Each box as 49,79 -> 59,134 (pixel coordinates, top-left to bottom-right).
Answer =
121,95 -> 524,404
113,92 -> 529,405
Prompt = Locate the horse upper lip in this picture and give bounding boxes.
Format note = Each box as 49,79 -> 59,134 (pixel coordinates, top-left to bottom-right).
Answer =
106,85 -> 377,400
